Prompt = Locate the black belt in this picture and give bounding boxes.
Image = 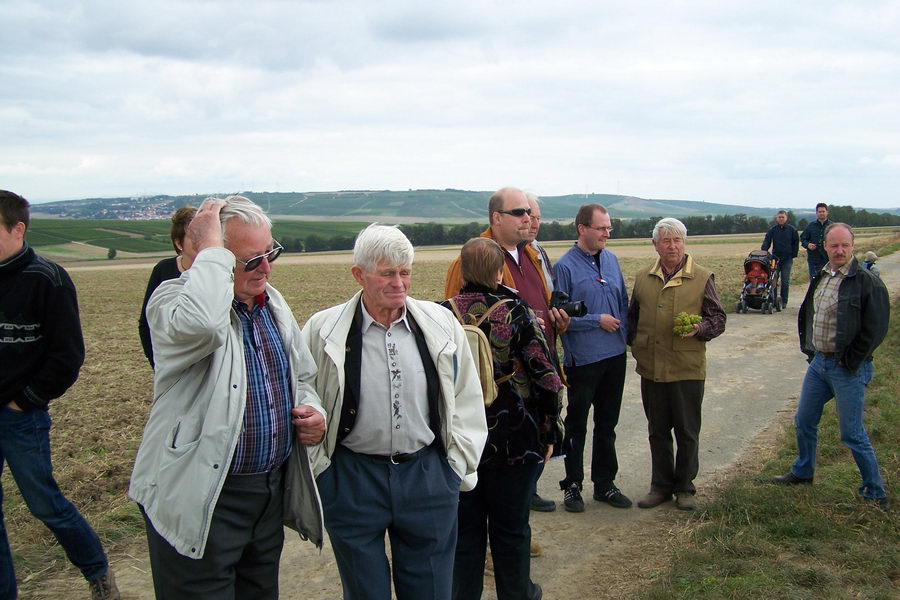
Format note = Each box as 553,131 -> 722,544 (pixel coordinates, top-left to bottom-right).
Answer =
360,445 -> 430,465
819,351 -> 837,358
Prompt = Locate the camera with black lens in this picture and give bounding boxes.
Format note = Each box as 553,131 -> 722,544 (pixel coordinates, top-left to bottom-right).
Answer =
550,290 -> 587,318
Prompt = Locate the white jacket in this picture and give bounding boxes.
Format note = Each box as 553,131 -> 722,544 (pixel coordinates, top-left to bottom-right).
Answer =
129,247 -> 325,558
301,291 -> 487,491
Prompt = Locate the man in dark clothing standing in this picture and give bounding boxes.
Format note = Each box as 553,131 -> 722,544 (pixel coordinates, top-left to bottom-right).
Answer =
773,223 -> 890,510
800,203 -> 833,279
761,210 -> 800,308
0,190 -> 119,600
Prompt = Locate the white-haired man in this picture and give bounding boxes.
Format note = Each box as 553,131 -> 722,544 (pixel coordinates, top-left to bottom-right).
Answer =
302,224 -> 487,600
626,218 -> 726,511
130,196 -> 326,599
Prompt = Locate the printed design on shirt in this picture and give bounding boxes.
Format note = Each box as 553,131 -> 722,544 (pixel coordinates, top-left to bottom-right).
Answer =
0,320 -> 43,344
388,341 -> 403,426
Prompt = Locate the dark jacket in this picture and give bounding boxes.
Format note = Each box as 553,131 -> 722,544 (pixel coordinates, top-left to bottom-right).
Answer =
138,256 -> 181,367
0,244 -> 85,411
761,224 -> 799,259
800,218 -> 833,265
798,257 -> 889,373
441,283 -> 562,468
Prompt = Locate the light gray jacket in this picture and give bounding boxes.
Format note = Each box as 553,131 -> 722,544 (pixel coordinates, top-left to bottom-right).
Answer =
301,292 -> 488,491
129,247 -> 324,558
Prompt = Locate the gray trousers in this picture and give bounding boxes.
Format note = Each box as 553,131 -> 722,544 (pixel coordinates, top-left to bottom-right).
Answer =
317,444 -> 460,600
640,378 -> 705,495
142,467 -> 285,600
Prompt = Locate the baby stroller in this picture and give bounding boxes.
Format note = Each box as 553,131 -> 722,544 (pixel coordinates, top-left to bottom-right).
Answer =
736,250 -> 780,314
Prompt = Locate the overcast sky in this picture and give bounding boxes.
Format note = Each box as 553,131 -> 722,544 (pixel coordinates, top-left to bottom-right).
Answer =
2,1 -> 898,209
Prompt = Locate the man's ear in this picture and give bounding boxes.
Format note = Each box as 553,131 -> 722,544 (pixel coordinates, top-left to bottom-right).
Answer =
351,265 -> 365,286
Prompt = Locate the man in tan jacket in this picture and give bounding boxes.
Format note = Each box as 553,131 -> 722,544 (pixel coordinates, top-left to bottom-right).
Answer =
626,218 -> 726,511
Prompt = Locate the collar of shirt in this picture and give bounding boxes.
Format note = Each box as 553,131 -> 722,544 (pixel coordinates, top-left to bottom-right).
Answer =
359,300 -> 411,333
232,293 -> 269,314
823,262 -> 850,277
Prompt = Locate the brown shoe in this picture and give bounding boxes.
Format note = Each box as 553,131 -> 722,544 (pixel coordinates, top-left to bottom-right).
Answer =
89,570 -> 121,600
637,490 -> 671,509
675,493 -> 697,511
530,539 -> 542,557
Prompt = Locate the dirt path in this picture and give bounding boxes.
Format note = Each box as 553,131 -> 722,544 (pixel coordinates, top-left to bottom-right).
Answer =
37,252 -> 899,599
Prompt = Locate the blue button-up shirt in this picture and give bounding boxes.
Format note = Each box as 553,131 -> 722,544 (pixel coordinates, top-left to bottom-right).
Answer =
230,295 -> 294,474
554,243 -> 628,367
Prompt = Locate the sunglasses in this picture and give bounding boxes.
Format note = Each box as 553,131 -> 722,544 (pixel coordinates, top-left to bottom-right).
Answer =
498,207 -> 532,217
237,241 -> 284,272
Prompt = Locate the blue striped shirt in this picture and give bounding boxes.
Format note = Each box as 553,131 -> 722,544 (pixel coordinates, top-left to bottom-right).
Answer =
230,295 -> 294,474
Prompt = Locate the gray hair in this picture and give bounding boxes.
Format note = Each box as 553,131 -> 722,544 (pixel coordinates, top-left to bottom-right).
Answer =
652,217 -> 687,242
353,223 -> 415,272
525,192 -> 540,205
207,195 -> 271,243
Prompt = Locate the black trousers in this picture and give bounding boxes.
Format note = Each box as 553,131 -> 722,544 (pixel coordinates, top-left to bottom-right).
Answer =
561,353 -> 627,491
640,378 -> 705,495
453,462 -> 539,600
142,467 -> 285,600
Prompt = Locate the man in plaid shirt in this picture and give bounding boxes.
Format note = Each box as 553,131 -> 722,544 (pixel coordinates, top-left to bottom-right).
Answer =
774,223 -> 890,510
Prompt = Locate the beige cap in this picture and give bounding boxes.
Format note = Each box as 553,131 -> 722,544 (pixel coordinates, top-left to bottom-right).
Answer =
864,251 -> 878,262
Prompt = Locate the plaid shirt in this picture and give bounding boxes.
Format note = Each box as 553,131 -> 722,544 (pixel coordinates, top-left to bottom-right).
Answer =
230,295 -> 294,474
811,262 -> 848,353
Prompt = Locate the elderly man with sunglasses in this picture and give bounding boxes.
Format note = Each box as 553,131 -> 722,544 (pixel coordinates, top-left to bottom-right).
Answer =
130,196 -> 325,599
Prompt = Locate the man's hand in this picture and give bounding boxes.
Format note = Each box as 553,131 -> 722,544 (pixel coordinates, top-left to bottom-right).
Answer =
548,307 -> 570,334
543,443 -> 554,463
680,323 -> 701,338
187,199 -> 226,254
808,243 -> 817,251
7,400 -> 23,412
599,313 -> 621,333
292,405 -> 326,445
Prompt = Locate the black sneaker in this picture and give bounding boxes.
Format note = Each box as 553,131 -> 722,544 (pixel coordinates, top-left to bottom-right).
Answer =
563,483 -> 585,512
530,494 -> 557,512
594,486 -> 633,508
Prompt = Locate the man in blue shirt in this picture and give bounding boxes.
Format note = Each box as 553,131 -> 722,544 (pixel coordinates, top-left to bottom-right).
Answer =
554,204 -> 632,512
761,210 -> 799,308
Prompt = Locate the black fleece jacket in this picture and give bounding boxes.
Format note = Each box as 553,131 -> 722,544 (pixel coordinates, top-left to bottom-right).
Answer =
0,244 -> 85,411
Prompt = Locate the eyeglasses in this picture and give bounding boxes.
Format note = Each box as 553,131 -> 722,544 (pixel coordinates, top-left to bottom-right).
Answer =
237,241 -> 284,272
497,207 -> 532,217
587,226 -> 614,233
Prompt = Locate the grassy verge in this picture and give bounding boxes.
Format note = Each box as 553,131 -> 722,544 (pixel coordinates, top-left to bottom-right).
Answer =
639,308 -> 899,597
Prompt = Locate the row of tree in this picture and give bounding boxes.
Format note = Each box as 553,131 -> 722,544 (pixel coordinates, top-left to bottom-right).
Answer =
276,205 -> 900,252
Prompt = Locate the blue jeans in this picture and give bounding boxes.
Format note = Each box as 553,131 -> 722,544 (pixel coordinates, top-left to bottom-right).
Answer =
0,406 -> 108,599
791,354 -> 886,499
775,257 -> 793,303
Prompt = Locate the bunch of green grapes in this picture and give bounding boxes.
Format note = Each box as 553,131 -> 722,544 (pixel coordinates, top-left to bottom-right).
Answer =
673,312 -> 702,335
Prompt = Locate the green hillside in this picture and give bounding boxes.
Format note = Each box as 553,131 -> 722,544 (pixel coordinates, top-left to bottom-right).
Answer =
25,218 -> 370,252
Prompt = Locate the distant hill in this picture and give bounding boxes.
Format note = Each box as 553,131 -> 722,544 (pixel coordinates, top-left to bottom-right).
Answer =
30,189 -> 900,222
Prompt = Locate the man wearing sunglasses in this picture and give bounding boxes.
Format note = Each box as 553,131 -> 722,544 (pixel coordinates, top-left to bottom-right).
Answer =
130,196 -> 325,599
445,187 -> 569,343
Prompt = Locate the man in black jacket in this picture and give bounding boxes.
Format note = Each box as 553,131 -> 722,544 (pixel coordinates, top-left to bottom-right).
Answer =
0,190 -> 119,599
773,223 -> 890,510
761,210 -> 799,308
799,202 -> 833,279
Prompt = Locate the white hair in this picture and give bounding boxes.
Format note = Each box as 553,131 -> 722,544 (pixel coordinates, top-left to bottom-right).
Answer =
353,223 -> 414,272
525,192 -> 540,205
207,195 -> 271,243
652,217 -> 687,242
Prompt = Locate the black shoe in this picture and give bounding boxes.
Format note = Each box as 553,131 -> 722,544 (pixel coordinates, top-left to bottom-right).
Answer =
857,492 -> 891,511
530,494 -> 557,512
594,486 -> 632,508
772,472 -> 813,485
782,298 -> 788,309
563,483 -> 585,512
527,581 -> 543,600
